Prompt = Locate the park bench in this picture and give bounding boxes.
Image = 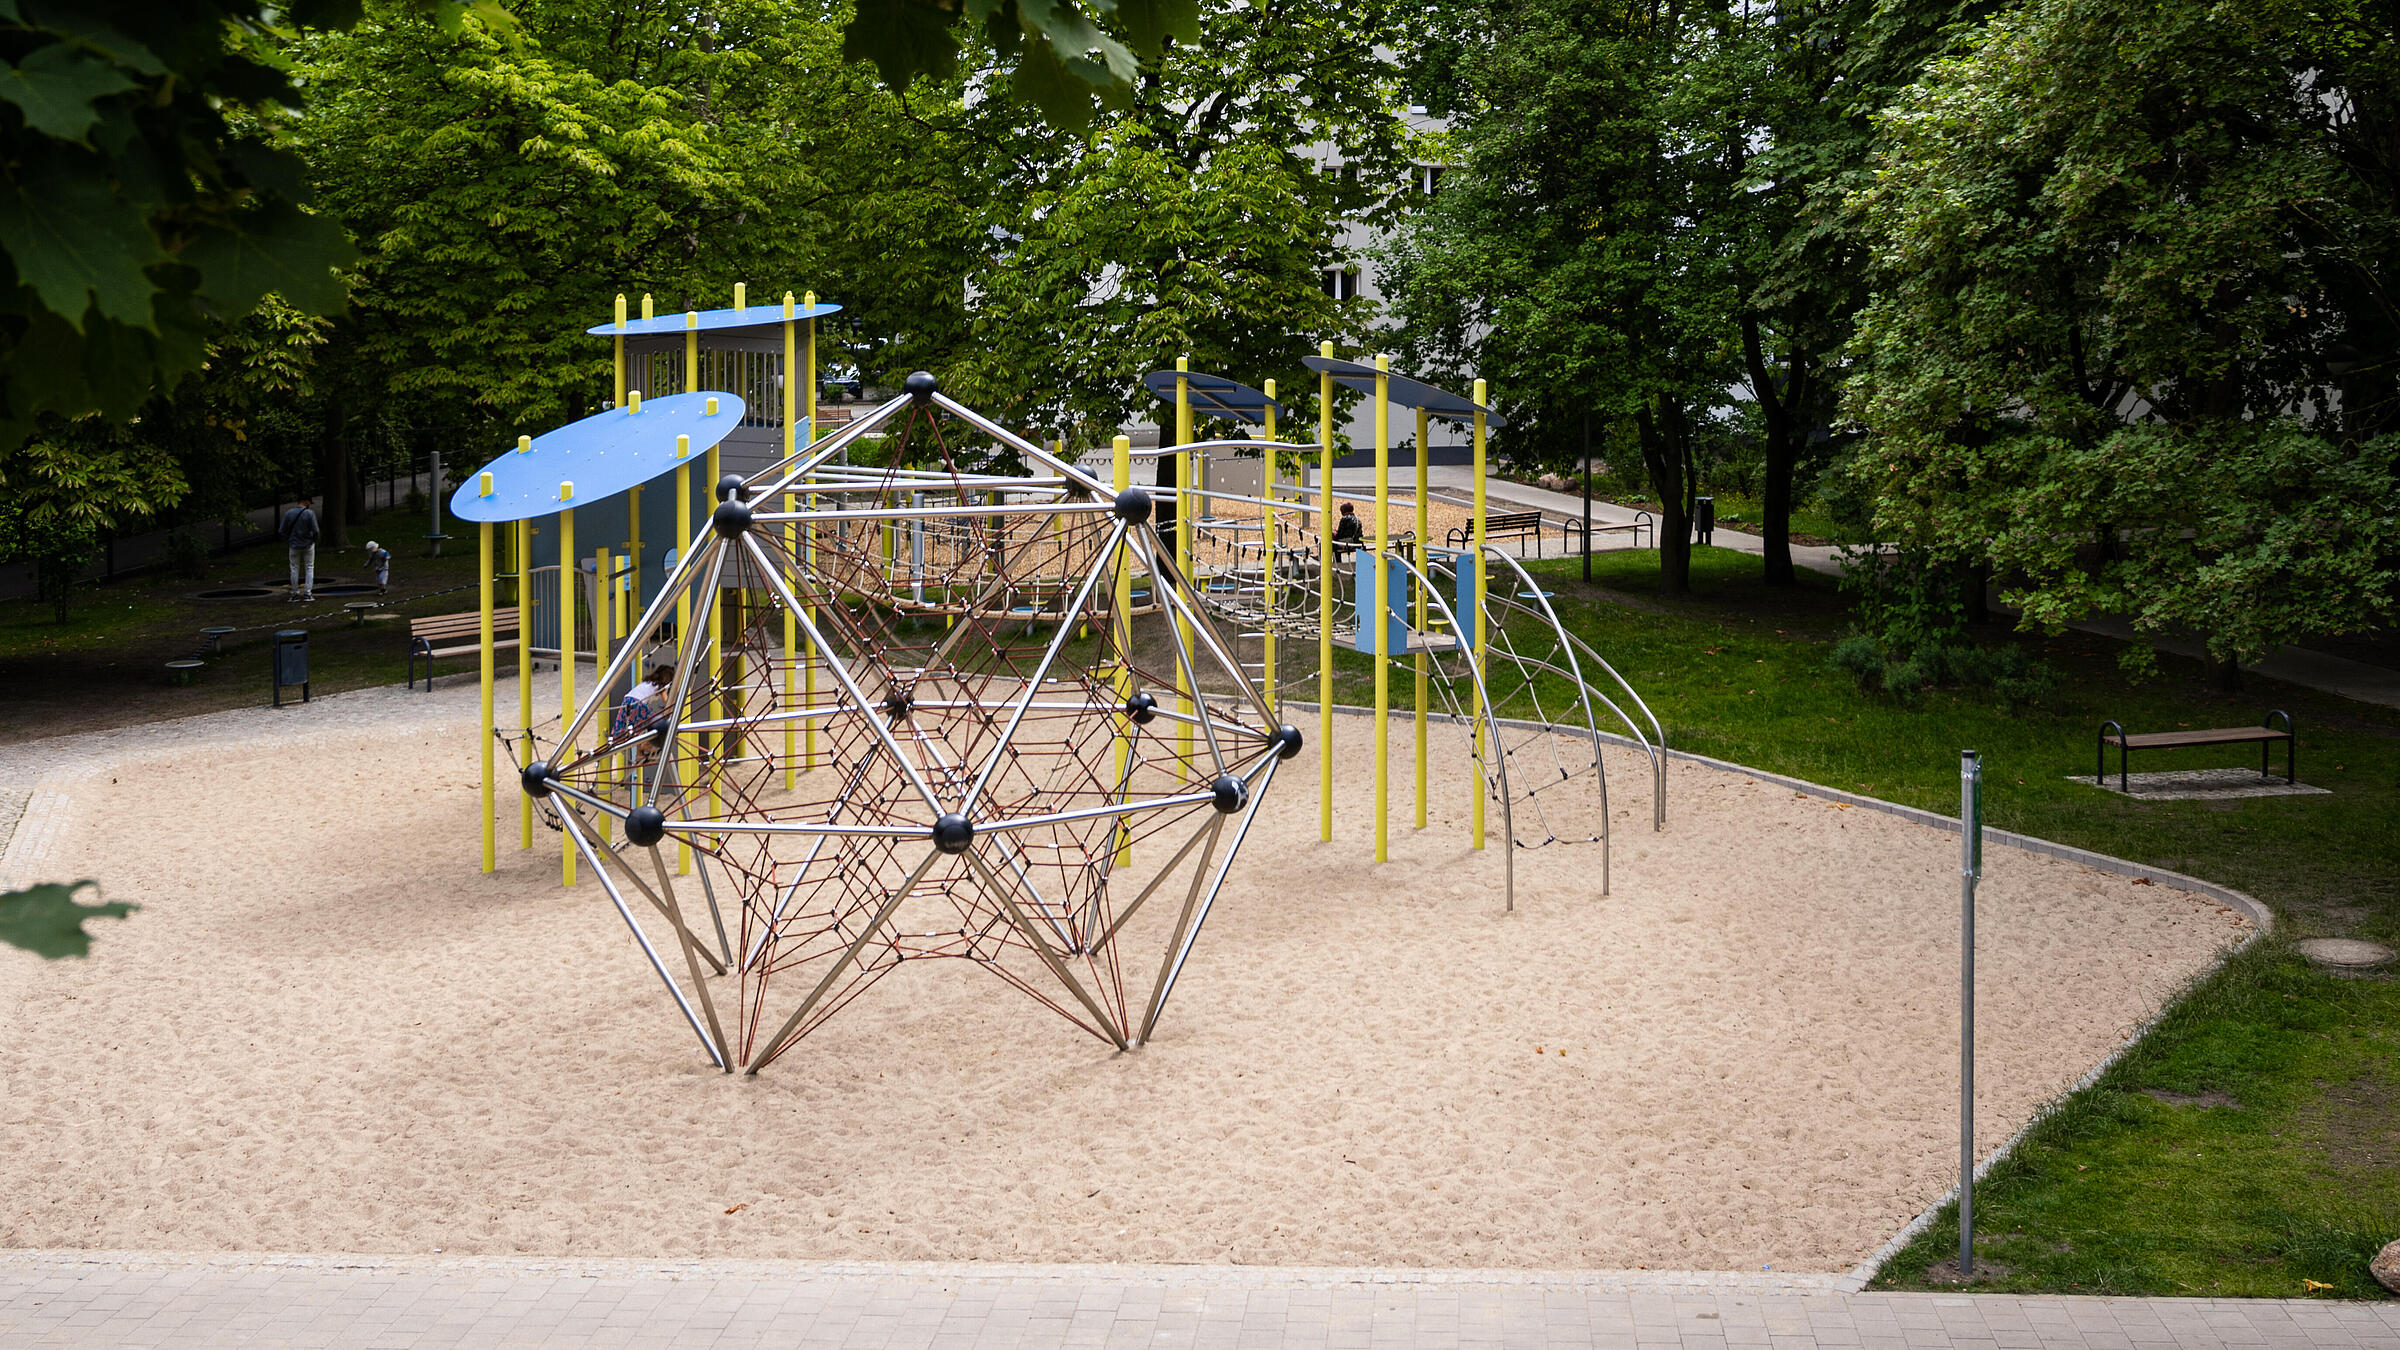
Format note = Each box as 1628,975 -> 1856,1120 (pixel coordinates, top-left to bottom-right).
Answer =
1448,508 -> 1653,557
2096,709 -> 2294,791
409,607 -> 520,690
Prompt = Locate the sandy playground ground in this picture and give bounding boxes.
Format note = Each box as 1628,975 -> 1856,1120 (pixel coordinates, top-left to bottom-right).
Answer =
0,679 -> 2250,1272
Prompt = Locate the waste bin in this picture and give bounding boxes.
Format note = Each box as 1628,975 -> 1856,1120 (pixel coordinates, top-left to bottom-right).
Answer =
1693,495 -> 1715,546
273,628 -> 310,706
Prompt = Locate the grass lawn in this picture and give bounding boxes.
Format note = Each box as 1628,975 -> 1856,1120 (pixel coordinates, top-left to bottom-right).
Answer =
0,505 -> 507,743
1489,547 -> 2399,1298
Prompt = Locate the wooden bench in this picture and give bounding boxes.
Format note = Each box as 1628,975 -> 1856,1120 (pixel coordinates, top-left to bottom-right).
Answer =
409,607 -> 520,690
2097,710 -> 2293,791
1450,511 -> 1548,556
1449,508 -> 1654,556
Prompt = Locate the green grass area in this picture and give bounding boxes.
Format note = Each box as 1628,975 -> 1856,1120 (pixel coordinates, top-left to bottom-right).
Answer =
0,505 -> 506,741
1491,547 -> 2399,1298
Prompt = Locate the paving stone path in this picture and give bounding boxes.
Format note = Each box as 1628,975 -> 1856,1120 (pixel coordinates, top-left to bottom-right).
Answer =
1,1251 -> 2394,1349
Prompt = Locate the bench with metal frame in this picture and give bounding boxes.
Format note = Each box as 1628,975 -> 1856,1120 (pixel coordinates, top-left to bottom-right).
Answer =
409,607 -> 520,690
1449,509 -> 1652,557
2096,709 -> 2294,791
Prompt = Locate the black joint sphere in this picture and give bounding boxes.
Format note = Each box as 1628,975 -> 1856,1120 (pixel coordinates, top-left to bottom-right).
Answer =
932,812 -> 975,854
1125,692 -> 1158,725
1211,775 -> 1249,814
716,473 -> 748,502
624,805 -> 666,847
1112,487 -> 1152,523
1274,724 -> 1304,760
905,370 -> 939,403
520,761 -> 554,798
711,498 -> 754,538
882,689 -> 913,722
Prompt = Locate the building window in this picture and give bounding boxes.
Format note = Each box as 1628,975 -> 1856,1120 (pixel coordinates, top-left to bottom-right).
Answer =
1321,267 -> 1361,301
1416,164 -> 1447,196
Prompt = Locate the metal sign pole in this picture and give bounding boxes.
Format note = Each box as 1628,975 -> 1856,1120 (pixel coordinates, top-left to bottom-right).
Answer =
1961,748 -> 1983,1277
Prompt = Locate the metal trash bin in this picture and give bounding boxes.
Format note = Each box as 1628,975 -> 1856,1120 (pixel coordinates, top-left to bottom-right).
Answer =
1693,495 -> 1715,546
272,628 -> 310,706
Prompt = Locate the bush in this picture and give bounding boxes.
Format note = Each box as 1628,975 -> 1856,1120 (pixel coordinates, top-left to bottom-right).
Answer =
1826,630 -> 2057,708
1830,634 -> 1884,688
163,526 -> 209,580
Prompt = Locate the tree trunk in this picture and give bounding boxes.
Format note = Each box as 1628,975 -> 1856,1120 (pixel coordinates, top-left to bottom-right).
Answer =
1636,399 -> 1692,596
1965,561 -> 1989,626
1739,313 -> 1799,586
2214,656 -> 2242,693
324,405 -> 352,550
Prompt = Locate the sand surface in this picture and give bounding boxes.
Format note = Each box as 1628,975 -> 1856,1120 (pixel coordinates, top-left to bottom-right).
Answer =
0,684 -> 2249,1271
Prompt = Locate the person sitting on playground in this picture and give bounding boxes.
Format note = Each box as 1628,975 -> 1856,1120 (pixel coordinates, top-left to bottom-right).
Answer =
617,663 -> 673,764
1331,502 -> 1364,554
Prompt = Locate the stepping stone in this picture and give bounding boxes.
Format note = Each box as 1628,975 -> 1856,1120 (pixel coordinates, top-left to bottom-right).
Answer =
2295,937 -> 2394,971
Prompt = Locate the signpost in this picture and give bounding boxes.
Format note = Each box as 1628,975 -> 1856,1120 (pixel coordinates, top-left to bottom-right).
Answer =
1960,749 -> 1984,1277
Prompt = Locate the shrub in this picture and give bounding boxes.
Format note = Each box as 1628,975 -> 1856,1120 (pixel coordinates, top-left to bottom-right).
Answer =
1829,634 -> 1885,689
163,526 -> 209,580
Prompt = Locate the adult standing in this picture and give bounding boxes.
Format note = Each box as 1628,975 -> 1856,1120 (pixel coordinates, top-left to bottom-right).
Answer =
280,496 -> 320,601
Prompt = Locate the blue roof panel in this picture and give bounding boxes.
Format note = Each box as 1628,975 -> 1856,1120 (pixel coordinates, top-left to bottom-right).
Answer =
585,301 -> 843,338
449,391 -> 748,524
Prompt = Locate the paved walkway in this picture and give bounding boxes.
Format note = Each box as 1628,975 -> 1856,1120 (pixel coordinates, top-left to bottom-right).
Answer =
2,1251 -> 2394,1349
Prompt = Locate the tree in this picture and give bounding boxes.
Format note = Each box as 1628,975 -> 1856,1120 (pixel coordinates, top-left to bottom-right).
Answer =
1382,0 -> 1742,595
900,0 -> 1419,445
1842,0 -> 2400,670
0,1 -> 356,460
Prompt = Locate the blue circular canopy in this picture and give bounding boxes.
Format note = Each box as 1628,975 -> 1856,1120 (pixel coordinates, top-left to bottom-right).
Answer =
585,301 -> 841,339
449,392 -> 748,524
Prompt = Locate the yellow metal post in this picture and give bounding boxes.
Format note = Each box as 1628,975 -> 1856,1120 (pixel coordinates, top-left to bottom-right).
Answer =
1112,434 -> 1135,864
1174,358 -> 1194,767
1373,355 -> 1390,864
613,292 -> 627,409
783,298 -> 799,788
480,519 -> 495,873
784,491 -> 798,788
801,291 -> 821,770
1317,342 -> 1334,843
1261,381 -> 1278,714
1415,404 -> 1429,831
675,432 -> 693,875
518,517 -> 533,850
595,544 -> 614,843
1472,381 -> 1489,851
559,492 -> 577,887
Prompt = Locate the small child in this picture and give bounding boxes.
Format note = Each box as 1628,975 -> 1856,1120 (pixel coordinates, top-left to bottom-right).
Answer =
365,540 -> 391,593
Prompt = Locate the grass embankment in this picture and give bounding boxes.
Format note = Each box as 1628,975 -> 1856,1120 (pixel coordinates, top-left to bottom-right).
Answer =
1479,547 -> 2397,1298
0,506 -> 499,743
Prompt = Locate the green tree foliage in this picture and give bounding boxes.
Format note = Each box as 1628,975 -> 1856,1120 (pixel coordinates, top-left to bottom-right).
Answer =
0,0 -> 358,460
291,0 -> 975,444
1843,0 -> 2400,667
843,0 -> 1198,129
1381,0 -> 1745,594
0,881 -> 134,960
940,2 -> 1418,443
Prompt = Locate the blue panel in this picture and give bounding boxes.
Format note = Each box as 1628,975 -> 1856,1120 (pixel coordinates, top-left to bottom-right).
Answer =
1426,546 -> 1479,651
1350,554 -> 1412,656
584,301 -> 842,338
1300,355 -> 1508,429
1140,369 -> 1283,426
448,391 -> 747,524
